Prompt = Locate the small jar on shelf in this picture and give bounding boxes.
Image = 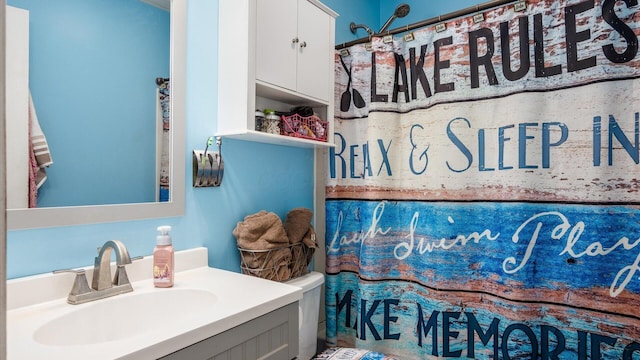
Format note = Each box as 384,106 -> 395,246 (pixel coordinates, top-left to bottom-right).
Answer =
255,109 -> 265,132
263,109 -> 281,135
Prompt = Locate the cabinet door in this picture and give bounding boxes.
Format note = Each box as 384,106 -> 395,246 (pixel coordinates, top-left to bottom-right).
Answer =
255,0 -> 298,92
296,0 -> 331,102
159,302 -> 299,360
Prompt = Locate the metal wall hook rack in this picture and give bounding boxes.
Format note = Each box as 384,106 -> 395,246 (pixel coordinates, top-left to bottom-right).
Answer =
193,136 -> 224,187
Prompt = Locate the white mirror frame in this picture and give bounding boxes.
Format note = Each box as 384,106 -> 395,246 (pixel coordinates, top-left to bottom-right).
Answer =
7,0 -> 186,230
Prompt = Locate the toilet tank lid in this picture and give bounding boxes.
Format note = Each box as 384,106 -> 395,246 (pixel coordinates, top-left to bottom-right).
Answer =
287,271 -> 324,291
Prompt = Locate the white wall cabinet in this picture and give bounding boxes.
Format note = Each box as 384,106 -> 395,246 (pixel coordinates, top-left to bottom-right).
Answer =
217,0 -> 337,148
256,0 -> 332,102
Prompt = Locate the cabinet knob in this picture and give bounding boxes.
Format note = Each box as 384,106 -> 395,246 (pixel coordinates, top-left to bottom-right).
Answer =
292,37 -> 299,44
300,41 -> 307,48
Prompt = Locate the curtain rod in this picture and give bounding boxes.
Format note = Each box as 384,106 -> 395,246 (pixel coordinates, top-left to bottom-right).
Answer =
335,0 -> 519,50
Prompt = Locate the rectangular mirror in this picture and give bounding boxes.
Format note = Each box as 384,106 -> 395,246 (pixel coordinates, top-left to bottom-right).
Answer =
6,0 -> 186,229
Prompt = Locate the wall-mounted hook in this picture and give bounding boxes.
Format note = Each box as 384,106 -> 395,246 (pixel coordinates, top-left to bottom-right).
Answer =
193,136 -> 224,187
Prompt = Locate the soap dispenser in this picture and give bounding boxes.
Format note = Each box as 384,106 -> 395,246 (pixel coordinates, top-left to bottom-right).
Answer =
153,225 -> 174,287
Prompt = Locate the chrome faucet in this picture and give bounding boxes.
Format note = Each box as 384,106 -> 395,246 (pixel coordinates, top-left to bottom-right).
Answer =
92,240 -> 132,291
54,240 -> 134,305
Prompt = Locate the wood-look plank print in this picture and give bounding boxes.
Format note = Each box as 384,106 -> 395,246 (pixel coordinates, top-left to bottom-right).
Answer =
325,0 -> 640,358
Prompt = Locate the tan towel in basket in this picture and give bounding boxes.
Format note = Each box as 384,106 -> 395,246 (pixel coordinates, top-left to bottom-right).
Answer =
241,246 -> 292,281
291,225 -> 319,277
302,225 -> 317,249
303,225 -> 317,266
240,246 -> 288,269
234,210 -> 292,281
233,210 -> 289,250
290,244 -> 307,278
261,247 -> 291,281
284,207 -> 313,244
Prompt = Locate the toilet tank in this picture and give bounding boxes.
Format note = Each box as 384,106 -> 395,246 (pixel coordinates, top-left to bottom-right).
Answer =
287,271 -> 324,360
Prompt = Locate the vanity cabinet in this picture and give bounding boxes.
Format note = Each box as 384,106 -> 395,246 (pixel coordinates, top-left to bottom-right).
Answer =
160,302 -> 299,360
217,0 -> 337,148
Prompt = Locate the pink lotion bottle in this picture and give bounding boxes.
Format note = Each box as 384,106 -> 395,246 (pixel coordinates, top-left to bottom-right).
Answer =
153,225 -> 174,288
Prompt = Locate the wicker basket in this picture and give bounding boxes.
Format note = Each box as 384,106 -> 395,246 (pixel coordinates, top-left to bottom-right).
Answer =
280,114 -> 328,142
238,243 -> 315,282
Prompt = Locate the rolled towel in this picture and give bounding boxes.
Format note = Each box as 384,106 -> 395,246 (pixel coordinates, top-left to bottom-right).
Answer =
233,210 -> 289,250
283,207 -> 313,244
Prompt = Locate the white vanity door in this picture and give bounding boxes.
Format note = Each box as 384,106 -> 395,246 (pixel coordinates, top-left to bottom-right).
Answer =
159,302 -> 299,360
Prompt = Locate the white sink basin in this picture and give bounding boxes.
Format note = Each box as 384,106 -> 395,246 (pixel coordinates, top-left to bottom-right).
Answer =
33,289 -> 218,346
7,248 -> 302,360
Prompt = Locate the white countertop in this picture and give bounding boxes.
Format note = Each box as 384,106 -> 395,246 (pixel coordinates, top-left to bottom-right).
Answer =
7,247 -> 303,359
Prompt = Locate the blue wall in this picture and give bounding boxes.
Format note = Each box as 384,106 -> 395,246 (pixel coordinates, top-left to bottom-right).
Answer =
7,0 -> 483,279
8,0 -> 169,207
322,0 -> 380,45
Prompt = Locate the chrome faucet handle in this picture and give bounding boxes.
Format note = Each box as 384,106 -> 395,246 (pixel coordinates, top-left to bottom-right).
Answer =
113,265 -> 131,287
53,268 -> 85,275
53,269 -> 92,300
111,255 -> 143,286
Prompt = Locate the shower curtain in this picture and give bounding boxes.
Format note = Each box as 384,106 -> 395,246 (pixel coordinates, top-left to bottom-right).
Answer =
158,80 -> 171,202
325,0 -> 640,358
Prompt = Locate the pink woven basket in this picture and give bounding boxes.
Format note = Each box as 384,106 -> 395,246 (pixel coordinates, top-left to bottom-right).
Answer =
280,114 -> 328,142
